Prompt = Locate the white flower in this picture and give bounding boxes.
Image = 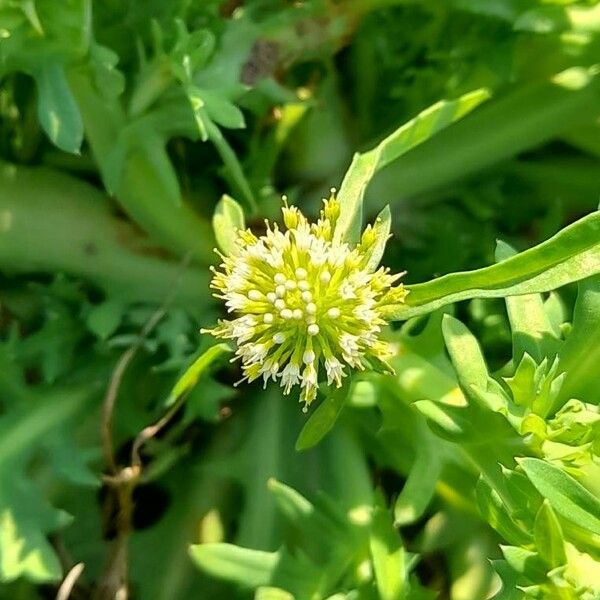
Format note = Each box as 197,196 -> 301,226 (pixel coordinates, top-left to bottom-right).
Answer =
203,193 -> 407,409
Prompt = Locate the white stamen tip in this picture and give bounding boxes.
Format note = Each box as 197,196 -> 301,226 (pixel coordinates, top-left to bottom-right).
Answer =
293,309 -> 303,319
248,290 -> 261,301
280,308 -> 293,319
274,273 -> 286,284
266,292 -> 276,303
285,279 -> 297,290
327,307 -> 340,319
320,270 -> 331,283
276,285 -> 286,297
307,324 -> 320,336
306,302 -> 317,315
301,291 -> 312,302
295,267 -> 307,279
274,298 -> 286,310
263,313 -> 274,324
273,333 -> 286,344
303,350 -> 315,364
298,281 -> 310,291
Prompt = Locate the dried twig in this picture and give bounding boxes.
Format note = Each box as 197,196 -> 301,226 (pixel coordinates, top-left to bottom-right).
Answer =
95,253 -> 192,600
56,563 -> 85,600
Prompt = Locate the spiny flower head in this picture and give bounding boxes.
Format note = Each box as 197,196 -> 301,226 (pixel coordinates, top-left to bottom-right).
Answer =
203,192 -> 408,410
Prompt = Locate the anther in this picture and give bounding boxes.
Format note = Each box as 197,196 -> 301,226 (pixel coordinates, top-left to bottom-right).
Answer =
303,350 -> 315,364
306,302 -> 317,315
264,313 -> 274,324
293,309 -> 303,319
266,292 -> 276,303
320,270 -> 331,283
274,299 -> 286,310
248,290 -> 261,301
274,273 -> 286,284
327,307 -> 340,319
307,324 -> 320,336
276,285 -> 286,297
301,291 -> 312,302
285,280 -> 297,290
298,281 -> 310,291
295,267 -> 307,279
280,309 -> 293,320
273,333 -> 286,344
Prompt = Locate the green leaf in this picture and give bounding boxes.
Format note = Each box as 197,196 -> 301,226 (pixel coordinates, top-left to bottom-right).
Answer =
387,211 -> 600,320
495,241 -> 558,363
213,195 -> 245,255
255,587 -> 294,600
166,343 -> 232,407
475,479 -> 531,546
334,88 -> 490,244
557,275 -> 600,404
534,500 -> 566,570
441,315 -> 489,391
189,543 -> 278,589
363,205 -> 392,272
33,61 -> 83,154
295,381 -> 351,451
369,499 -> 407,600
519,458 -> 600,536
394,439 -> 441,527
199,88 -> 246,130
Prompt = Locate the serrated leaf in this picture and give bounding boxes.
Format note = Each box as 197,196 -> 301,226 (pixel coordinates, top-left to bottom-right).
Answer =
296,381 -> 350,451
334,89 -> 490,244
33,61 -> 83,154
519,458 -> 600,536
213,194 -> 245,254
189,543 -> 278,588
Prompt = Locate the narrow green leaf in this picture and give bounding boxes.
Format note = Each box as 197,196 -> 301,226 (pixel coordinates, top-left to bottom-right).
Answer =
441,315 -> 489,390
295,381 -> 351,451
213,194 -> 245,254
363,205 -> 392,272
519,457 -> 600,535
370,500 -> 407,600
255,587 -> 294,600
334,89 -> 490,244
394,441 -> 441,527
166,344 -> 232,406
496,241 -> 558,363
33,61 -> 83,154
386,211 -> 600,320
475,479 -> 531,546
189,543 -> 278,588
534,500 -> 566,569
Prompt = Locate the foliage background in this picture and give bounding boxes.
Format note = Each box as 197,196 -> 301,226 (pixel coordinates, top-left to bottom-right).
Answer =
1,0 -> 600,598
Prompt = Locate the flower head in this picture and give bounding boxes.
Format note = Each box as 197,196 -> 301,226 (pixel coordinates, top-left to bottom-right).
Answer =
203,192 -> 407,409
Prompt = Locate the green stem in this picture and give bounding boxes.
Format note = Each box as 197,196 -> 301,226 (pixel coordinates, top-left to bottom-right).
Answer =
0,163 -> 211,311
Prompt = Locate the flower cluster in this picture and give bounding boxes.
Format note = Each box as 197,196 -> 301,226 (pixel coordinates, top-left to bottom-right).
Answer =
203,193 -> 407,409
